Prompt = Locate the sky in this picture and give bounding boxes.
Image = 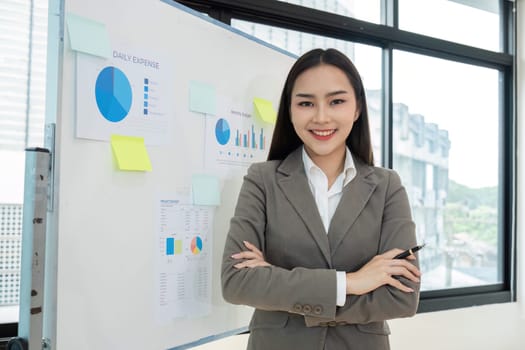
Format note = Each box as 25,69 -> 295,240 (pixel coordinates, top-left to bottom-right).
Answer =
353,0 -> 501,188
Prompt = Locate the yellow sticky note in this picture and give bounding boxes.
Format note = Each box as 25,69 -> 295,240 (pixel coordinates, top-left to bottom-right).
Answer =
110,135 -> 152,171
253,97 -> 277,125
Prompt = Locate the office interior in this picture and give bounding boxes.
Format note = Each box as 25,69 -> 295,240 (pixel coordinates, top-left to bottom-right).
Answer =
1,1 -> 525,349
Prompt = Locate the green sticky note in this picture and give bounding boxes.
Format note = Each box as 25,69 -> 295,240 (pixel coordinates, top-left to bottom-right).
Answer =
192,174 -> 220,206
66,13 -> 111,58
253,97 -> 277,124
189,81 -> 216,115
110,135 -> 152,171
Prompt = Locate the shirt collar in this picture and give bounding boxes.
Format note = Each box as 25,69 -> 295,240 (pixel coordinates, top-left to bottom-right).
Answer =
302,146 -> 356,187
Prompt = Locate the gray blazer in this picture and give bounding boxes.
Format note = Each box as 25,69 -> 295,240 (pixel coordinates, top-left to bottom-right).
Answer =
221,147 -> 420,350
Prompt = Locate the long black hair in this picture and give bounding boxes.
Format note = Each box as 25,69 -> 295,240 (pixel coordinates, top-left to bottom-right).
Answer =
267,48 -> 374,166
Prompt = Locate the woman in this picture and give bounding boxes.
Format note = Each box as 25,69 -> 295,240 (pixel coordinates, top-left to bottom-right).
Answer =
221,48 -> 421,350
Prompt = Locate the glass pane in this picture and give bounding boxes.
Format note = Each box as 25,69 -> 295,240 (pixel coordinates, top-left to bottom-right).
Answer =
393,50 -> 501,291
232,19 -> 383,164
399,0 -> 501,52
0,154 -> 24,323
276,0 -> 381,24
0,0 -> 48,324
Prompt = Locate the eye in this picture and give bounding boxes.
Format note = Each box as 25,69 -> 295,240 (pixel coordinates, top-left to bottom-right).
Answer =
297,101 -> 314,107
330,99 -> 346,105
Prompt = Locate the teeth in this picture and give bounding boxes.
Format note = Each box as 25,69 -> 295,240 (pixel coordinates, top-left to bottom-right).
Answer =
312,129 -> 335,136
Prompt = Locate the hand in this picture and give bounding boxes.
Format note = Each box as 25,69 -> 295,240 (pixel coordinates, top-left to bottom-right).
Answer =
345,249 -> 421,295
231,241 -> 271,269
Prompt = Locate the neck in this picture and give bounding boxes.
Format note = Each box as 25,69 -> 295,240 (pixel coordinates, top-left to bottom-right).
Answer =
308,148 -> 346,187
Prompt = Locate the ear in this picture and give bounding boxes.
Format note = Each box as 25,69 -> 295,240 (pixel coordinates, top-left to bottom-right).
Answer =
353,109 -> 360,122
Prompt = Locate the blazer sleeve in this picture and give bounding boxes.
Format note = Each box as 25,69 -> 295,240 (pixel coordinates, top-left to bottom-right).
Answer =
305,170 -> 420,327
221,163 -> 338,319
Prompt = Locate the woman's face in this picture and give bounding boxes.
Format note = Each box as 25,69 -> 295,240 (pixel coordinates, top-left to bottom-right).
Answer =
290,64 -> 360,165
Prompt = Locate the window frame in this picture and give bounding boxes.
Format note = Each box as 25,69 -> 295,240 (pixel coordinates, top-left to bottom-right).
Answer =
173,0 -> 517,313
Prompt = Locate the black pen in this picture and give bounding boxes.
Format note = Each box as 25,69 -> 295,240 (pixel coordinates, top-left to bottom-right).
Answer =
394,244 -> 425,259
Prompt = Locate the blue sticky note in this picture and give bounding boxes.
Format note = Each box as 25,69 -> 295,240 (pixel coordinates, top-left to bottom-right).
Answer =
192,174 -> 221,206
66,13 -> 111,58
189,81 -> 216,115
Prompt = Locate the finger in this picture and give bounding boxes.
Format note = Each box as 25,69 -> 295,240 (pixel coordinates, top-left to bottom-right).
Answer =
387,277 -> 415,293
234,261 -> 250,269
390,259 -> 421,277
243,241 -> 264,257
382,249 -> 405,259
390,266 -> 420,283
231,251 -> 261,260
233,260 -> 254,269
390,260 -> 421,277
401,260 -> 421,276
245,260 -> 270,268
234,259 -> 270,269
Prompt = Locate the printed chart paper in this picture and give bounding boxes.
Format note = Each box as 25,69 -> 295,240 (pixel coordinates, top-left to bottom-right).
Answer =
76,47 -> 173,145
155,195 -> 213,323
205,99 -> 273,172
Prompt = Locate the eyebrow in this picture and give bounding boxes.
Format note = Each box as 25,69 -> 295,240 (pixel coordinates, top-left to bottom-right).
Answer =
294,90 -> 349,98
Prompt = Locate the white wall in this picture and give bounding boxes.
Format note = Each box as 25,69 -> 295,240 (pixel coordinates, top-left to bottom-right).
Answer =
189,2 -> 525,349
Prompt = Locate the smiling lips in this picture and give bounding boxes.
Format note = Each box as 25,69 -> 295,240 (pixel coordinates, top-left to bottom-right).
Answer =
310,129 -> 336,140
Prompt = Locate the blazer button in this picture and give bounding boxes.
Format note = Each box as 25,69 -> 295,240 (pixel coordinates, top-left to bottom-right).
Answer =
293,303 -> 303,313
303,304 -> 312,314
313,305 -> 323,315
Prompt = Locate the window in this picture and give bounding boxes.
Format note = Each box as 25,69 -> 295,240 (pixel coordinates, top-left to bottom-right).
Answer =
175,0 -> 515,312
398,0 -> 501,52
393,51 -> 501,291
0,0 -> 48,332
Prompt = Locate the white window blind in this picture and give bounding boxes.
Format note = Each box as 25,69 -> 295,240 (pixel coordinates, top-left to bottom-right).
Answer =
0,0 -> 48,151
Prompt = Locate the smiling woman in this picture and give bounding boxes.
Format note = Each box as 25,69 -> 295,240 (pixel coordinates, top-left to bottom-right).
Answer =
221,48 -> 420,350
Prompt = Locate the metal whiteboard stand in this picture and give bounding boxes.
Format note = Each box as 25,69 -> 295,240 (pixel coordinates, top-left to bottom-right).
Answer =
8,148 -> 52,350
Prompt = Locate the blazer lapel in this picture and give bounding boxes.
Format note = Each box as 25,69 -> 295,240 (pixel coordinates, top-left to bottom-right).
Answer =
276,148 -> 332,267
328,158 -> 378,255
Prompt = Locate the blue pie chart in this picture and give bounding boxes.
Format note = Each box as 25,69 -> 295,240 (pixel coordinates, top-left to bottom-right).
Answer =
215,118 -> 231,145
95,66 -> 132,122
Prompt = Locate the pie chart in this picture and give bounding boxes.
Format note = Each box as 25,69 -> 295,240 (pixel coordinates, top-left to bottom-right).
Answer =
215,118 -> 230,145
95,66 -> 132,122
191,236 -> 203,255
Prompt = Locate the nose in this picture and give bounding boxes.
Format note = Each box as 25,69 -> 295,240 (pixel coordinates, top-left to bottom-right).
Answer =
312,104 -> 330,123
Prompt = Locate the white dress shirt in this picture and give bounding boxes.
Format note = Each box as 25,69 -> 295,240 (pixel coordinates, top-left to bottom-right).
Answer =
302,146 -> 357,307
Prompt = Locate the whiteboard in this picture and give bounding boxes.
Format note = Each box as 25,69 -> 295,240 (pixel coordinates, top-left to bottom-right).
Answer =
49,0 -> 295,348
